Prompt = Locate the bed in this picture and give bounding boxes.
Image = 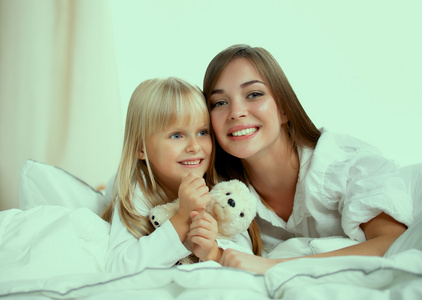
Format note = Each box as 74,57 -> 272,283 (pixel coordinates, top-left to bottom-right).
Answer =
1,159 -> 421,299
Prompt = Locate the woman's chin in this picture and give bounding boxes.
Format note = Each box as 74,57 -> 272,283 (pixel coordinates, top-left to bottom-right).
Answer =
225,148 -> 256,160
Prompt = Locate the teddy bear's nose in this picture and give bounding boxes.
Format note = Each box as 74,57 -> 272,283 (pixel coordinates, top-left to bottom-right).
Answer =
228,198 -> 236,207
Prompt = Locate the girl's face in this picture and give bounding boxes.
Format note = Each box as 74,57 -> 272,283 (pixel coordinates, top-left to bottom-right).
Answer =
209,58 -> 287,161
142,119 -> 212,195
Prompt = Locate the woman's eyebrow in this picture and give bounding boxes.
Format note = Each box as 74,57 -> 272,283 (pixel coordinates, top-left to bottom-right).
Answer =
240,80 -> 266,88
211,80 -> 265,95
210,89 -> 223,96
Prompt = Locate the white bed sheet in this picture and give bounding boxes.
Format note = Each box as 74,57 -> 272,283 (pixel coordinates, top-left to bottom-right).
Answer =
1,160 -> 421,299
1,205 -> 421,299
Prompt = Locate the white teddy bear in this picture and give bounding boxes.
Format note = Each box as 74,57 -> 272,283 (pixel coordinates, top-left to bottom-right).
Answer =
149,179 -> 257,264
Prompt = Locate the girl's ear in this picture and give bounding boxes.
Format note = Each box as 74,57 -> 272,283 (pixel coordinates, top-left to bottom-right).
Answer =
138,148 -> 146,160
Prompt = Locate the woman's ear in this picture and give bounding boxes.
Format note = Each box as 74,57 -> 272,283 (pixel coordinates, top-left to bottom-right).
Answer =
280,111 -> 288,125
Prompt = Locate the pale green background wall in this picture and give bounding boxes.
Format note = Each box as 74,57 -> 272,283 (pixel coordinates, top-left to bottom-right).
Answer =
111,0 -> 421,167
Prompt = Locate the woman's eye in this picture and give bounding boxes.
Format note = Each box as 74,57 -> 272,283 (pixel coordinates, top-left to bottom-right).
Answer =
170,133 -> 182,139
211,100 -> 227,109
247,92 -> 263,99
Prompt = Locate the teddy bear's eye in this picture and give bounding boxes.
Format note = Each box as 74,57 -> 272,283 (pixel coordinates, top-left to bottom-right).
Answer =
226,192 -> 231,196
240,212 -> 244,217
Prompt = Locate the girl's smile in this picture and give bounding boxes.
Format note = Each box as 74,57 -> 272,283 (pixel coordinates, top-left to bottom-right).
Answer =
178,158 -> 205,167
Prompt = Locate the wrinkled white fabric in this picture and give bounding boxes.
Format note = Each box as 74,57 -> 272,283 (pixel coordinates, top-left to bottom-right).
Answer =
254,128 -> 414,255
106,185 -> 191,273
106,179 -> 253,274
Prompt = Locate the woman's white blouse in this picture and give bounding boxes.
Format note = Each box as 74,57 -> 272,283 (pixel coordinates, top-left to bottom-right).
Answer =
254,128 -> 414,254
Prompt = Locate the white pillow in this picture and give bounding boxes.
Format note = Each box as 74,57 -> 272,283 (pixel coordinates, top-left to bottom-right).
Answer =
0,206 -> 110,282
19,159 -> 108,215
384,163 -> 422,256
399,162 -> 422,220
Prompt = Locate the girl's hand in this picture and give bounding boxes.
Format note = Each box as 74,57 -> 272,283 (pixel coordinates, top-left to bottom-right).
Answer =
176,172 -> 211,221
188,211 -> 221,261
170,172 -> 211,243
220,249 -> 282,274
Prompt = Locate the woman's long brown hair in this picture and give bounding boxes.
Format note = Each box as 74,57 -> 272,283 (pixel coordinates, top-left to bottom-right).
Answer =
203,44 -> 321,255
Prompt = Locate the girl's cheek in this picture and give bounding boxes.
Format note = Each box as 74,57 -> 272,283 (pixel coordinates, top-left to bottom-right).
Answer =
200,137 -> 213,157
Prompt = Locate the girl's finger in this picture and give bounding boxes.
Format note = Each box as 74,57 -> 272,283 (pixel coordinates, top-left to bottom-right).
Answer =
190,219 -> 212,233
187,172 -> 205,185
180,172 -> 202,189
189,185 -> 209,199
189,227 -> 210,238
191,211 -> 214,224
190,211 -> 199,220
190,236 -> 213,248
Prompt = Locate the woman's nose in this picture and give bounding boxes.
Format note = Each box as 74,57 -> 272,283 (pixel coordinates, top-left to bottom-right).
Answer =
229,100 -> 247,120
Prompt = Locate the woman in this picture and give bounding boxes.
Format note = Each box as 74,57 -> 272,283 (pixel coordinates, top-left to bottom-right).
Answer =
202,44 -> 414,274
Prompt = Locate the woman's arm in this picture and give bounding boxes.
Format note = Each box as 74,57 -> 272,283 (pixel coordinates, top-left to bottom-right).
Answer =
220,212 -> 407,274
353,212 -> 407,256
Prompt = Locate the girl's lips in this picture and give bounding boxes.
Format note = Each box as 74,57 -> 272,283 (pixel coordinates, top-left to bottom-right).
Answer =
178,158 -> 204,168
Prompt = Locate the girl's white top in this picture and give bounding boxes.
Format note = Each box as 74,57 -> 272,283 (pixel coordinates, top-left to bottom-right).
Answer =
254,128 -> 414,255
105,178 -> 252,274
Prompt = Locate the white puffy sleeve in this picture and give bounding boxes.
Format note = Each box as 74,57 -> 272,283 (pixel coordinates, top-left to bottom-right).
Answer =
334,153 -> 414,242
106,198 -> 191,274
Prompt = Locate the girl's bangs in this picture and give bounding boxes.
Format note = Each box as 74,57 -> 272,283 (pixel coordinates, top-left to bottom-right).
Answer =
153,93 -> 209,133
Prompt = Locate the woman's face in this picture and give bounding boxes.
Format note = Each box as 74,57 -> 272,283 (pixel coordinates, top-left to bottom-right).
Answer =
208,58 -> 287,161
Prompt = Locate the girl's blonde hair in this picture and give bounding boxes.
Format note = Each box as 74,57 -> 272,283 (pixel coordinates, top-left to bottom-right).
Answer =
101,77 -> 217,238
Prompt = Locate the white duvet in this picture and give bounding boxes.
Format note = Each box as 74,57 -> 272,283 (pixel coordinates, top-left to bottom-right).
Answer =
1,160 -> 421,299
1,205 -> 421,299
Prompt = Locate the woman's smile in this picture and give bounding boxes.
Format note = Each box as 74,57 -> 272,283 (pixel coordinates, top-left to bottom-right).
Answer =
227,125 -> 260,140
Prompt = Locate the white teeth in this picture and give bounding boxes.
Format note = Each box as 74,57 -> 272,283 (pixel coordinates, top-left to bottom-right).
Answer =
181,160 -> 201,165
231,128 -> 257,137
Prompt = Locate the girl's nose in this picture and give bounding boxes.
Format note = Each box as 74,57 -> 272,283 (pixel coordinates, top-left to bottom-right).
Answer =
186,138 -> 201,153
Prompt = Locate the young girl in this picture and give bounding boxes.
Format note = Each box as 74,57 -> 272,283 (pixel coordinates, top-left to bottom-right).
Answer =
202,44 -> 414,273
101,77 -> 254,273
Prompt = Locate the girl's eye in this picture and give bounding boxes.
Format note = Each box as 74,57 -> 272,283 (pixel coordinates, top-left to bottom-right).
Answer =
170,133 -> 182,139
210,100 -> 227,109
198,129 -> 209,136
247,92 -> 263,99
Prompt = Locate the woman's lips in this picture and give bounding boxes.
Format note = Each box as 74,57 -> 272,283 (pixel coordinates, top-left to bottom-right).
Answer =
230,127 -> 258,137
227,125 -> 260,140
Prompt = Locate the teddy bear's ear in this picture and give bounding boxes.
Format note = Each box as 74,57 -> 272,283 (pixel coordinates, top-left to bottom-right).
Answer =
150,214 -> 160,228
